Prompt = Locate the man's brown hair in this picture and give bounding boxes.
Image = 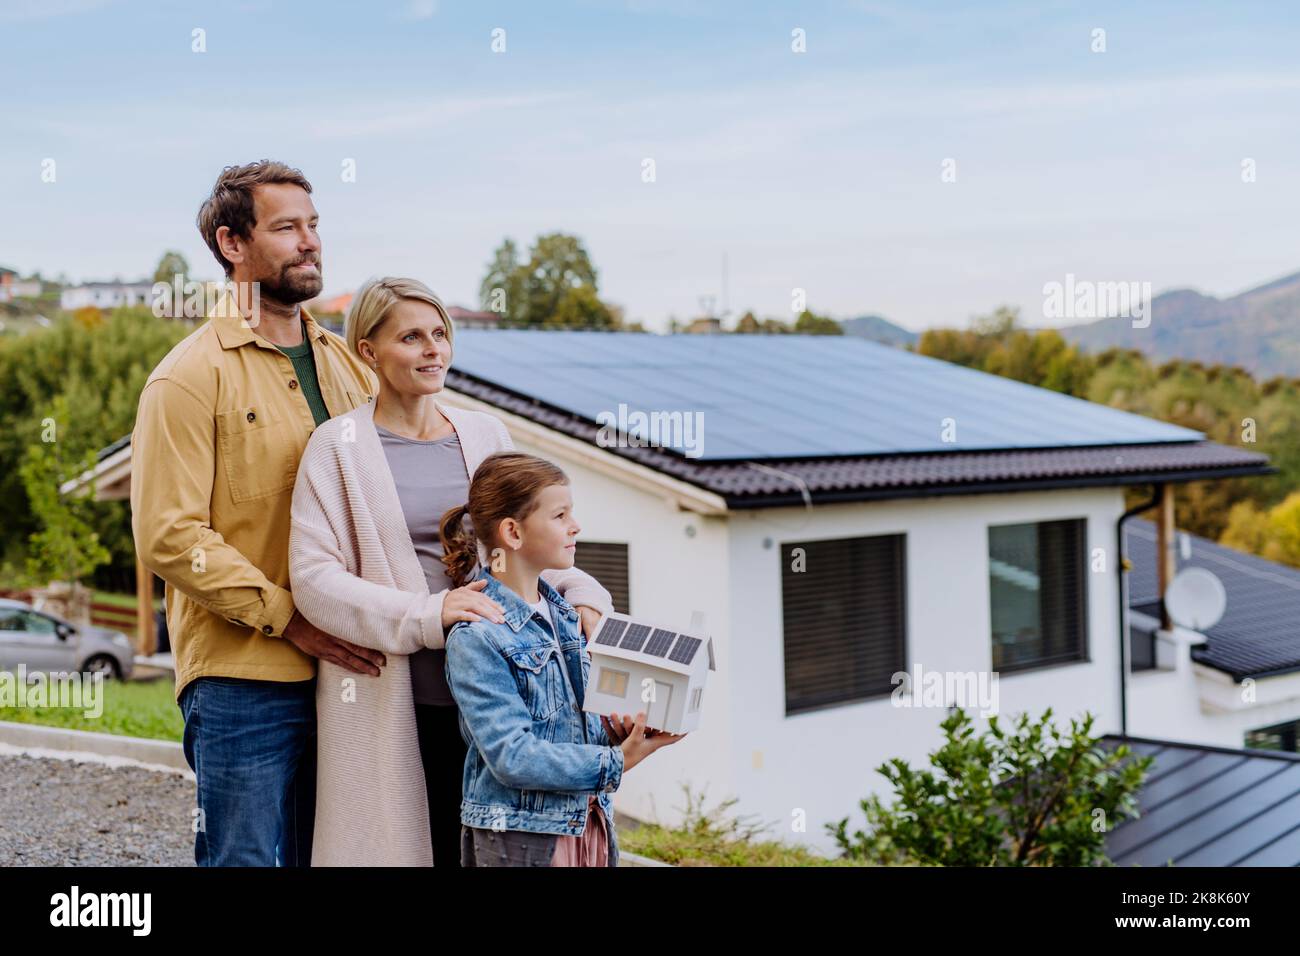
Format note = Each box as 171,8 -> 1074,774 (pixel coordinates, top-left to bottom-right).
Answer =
196,160 -> 314,276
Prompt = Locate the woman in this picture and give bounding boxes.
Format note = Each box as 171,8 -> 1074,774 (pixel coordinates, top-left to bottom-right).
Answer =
288,276 -> 614,866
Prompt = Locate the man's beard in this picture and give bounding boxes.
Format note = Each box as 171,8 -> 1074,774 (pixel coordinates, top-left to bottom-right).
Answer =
258,257 -> 323,305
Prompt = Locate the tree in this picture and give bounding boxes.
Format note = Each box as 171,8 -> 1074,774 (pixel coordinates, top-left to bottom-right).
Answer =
793,309 -> 842,335
828,708 -> 1152,866
1220,491 -> 1300,567
153,250 -> 190,285
479,233 -> 613,328
734,310 -> 759,333
1221,499 -> 1273,557
522,233 -> 600,325
18,395 -> 111,588
0,305 -> 188,589
547,284 -> 615,329
479,239 -> 527,325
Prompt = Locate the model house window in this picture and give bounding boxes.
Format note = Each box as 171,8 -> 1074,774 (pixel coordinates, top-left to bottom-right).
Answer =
690,687 -> 703,713
596,667 -> 629,698
1245,718 -> 1300,753
988,518 -> 1088,672
781,533 -> 907,715
574,541 -> 630,614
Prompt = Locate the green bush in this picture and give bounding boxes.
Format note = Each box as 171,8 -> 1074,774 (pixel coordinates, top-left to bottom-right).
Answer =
828,708 -> 1153,867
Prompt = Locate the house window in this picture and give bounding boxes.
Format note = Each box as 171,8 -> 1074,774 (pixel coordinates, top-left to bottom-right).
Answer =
596,667 -> 629,698
573,542 -> 630,614
690,687 -> 703,713
1246,719 -> 1300,753
988,518 -> 1088,672
781,533 -> 907,715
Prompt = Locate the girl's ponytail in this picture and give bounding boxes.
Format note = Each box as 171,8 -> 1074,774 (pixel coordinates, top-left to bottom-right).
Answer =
439,503 -> 478,588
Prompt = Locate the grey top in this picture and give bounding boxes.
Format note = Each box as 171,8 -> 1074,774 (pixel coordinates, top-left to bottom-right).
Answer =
375,423 -> 471,706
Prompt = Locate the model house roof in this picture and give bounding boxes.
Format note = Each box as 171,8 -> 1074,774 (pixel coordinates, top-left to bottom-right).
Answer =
1125,518 -> 1300,680
591,613 -> 714,675
1101,734 -> 1300,866
445,329 -> 1272,507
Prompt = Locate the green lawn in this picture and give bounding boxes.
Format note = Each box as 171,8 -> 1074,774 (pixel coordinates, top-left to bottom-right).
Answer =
0,674 -> 182,742
92,590 -> 149,610
617,787 -> 873,867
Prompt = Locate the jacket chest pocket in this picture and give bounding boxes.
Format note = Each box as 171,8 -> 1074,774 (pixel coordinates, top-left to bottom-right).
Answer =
507,645 -> 564,721
215,405 -> 298,503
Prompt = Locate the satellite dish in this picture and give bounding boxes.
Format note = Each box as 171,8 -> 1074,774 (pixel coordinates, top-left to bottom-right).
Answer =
1164,567 -> 1226,631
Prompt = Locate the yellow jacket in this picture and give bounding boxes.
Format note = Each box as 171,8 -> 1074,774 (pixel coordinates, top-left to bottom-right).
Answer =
130,294 -> 376,698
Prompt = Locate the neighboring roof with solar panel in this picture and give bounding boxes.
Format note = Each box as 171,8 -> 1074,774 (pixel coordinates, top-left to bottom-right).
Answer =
441,331 -> 1274,507
450,329 -> 1200,460
1100,735 -> 1300,866
1125,518 -> 1300,680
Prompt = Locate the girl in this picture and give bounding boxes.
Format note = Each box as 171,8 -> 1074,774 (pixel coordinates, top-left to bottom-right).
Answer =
441,452 -> 685,867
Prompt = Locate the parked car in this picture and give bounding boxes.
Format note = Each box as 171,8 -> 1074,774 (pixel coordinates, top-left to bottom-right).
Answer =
0,599 -> 135,679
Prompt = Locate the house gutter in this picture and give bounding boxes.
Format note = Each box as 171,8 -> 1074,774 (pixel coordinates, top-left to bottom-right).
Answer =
1116,483 -> 1164,737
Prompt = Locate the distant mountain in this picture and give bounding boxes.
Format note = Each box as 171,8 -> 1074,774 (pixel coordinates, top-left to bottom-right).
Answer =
1058,271 -> 1300,378
840,314 -> 918,347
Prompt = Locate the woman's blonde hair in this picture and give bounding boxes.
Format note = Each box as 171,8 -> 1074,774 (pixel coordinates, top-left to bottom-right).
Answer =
345,276 -> 455,361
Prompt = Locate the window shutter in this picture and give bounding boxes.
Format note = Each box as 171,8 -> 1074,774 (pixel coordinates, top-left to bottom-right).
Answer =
573,541 -> 630,614
781,534 -> 906,714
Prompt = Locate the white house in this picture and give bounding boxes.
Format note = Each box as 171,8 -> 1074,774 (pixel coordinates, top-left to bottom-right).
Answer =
438,329 -> 1279,854
60,281 -> 155,311
1123,518 -> 1300,751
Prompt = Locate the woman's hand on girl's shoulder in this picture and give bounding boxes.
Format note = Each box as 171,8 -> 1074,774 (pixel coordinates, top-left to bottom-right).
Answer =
441,578 -> 506,631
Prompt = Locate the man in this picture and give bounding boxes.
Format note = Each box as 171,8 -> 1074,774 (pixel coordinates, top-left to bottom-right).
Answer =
131,160 -> 381,866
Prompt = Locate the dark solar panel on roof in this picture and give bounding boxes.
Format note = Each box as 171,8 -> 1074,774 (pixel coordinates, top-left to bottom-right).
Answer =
669,635 -> 702,665
448,329 -> 1203,461
619,623 -> 651,653
645,629 -> 676,657
595,619 -> 627,647
443,370 -> 1273,507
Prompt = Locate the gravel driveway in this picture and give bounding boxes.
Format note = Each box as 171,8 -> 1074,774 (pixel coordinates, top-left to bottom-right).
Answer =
0,752 -> 195,866
0,749 -> 653,867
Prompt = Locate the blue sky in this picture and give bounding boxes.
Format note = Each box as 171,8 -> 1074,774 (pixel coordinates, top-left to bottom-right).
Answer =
2,0 -> 1299,332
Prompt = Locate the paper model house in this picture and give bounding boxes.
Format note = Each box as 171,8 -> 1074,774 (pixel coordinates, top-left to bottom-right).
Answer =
582,611 -> 715,735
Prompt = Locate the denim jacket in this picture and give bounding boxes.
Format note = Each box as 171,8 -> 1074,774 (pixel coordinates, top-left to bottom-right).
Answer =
444,569 -> 624,838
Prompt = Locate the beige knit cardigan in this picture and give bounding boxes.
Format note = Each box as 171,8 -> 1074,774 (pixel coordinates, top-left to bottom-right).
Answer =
288,396 -> 613,866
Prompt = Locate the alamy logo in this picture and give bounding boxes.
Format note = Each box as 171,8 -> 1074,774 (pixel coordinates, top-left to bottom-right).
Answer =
1042,273 -> 1152,328
595,403 -> 705,459
0,666 -> 103,718
49,886 -> 151,936
890,664 -> 999,717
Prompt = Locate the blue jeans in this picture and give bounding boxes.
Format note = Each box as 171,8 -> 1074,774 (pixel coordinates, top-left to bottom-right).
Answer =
178,676 -> 317,867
